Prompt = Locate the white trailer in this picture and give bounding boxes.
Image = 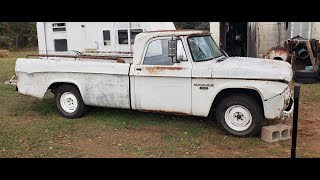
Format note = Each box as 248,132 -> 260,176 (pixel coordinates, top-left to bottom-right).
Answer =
36,22 -> 175,55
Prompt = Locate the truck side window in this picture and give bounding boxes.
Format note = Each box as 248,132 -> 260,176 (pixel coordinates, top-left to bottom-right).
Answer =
143,39 -> 174,65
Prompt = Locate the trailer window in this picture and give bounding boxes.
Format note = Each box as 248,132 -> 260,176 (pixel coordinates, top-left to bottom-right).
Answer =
54,39 -> 68,51
103,30 -> 111,46
52,23 -> 66,32
143,39 -> 174,65
118,29 -> 143,44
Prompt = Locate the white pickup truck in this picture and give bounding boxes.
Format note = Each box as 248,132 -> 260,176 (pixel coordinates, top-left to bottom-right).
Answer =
12,30 -> 294,137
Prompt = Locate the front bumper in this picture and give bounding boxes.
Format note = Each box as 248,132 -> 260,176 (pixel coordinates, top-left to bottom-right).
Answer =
281,97 -> 294,120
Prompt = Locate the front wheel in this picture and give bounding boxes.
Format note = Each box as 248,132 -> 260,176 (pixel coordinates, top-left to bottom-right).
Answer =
55,84 -> 86,119
215,94 -> 264,137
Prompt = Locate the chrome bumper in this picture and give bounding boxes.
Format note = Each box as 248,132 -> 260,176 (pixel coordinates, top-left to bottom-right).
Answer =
4,75 -> 17,86
281,97 -> 294,120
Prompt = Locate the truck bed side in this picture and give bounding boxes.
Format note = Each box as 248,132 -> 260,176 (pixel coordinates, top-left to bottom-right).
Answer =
15,58 -> 131,109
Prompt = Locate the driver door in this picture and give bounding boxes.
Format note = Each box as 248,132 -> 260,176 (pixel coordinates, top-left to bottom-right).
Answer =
132,37 -> 192,114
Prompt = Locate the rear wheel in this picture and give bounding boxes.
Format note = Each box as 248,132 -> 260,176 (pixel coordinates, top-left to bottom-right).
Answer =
215,94 -> 264,137
55,84 -> 86,119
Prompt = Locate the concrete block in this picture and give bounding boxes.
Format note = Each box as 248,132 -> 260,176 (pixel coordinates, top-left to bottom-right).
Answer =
261,124 -> 291,143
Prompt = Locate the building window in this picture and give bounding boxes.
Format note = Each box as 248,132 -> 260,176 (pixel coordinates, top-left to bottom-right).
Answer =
118,29 -> 143,44
52,23 -> 66,32
54,39 -> 68,51
103,30 -> 111,46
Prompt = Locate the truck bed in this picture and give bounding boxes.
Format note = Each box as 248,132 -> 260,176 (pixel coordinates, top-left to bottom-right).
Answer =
15,57 -> 132,109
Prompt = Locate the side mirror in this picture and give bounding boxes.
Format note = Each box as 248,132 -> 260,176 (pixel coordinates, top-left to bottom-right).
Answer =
168,40 -> 177,57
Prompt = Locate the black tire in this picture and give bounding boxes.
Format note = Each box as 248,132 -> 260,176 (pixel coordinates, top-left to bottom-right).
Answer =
295,77 -> 318,84
295,70 -> 317,78
215,94 -> 264,137
55,84 -> 86,119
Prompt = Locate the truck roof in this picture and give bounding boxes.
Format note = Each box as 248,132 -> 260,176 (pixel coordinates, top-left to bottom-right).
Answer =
139,29 -> 210,37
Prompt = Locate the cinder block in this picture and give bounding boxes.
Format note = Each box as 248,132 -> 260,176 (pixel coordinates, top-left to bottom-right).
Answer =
261,124 -> 291,143
280,128 -> 291,140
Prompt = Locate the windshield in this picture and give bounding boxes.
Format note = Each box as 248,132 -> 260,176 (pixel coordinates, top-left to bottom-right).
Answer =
187,36 -> 224,62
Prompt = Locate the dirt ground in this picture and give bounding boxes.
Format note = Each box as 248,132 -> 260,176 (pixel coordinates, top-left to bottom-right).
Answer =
16,96 -> 316,158
295,101 -> 320,157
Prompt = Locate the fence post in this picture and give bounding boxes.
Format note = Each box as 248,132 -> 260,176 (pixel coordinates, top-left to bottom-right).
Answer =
291,83 -> 300,158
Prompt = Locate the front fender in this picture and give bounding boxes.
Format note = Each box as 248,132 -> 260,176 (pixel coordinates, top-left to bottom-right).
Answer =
191,78 -> 288,118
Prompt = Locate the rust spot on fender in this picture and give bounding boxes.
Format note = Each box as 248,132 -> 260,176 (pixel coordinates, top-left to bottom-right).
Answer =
144,67 -> 184,74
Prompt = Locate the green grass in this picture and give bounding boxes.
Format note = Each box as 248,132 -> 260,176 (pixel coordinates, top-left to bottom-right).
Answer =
0,51 -> 318,158
299,83 -> 320,102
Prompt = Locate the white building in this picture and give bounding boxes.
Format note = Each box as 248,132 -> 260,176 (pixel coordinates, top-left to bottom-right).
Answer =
210,22 -> 320,58
36,22 -> 175,55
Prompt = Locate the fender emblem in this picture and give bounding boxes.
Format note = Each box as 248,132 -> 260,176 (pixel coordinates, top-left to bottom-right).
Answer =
194,84 -> 214,87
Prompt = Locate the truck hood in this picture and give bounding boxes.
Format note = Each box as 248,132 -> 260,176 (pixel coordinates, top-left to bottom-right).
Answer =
211,57 -> 293,83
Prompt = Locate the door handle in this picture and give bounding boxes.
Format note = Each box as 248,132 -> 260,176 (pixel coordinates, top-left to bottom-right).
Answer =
136,68 -> 142,71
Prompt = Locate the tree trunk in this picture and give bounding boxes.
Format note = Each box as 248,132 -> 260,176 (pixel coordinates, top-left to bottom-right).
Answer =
16,34 -> 19,49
